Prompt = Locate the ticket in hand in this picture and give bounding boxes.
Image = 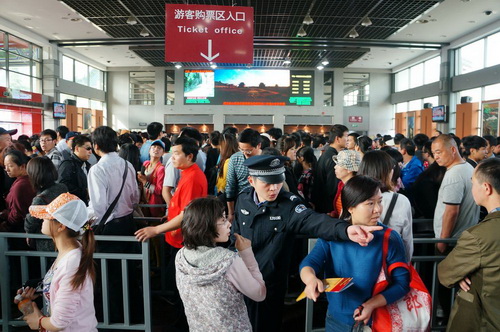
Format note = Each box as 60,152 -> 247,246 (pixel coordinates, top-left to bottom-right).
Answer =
296,277 -> 354,302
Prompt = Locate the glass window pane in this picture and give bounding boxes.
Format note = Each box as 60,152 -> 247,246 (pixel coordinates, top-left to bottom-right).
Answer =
59,93 -> 75,103
9,71 -> 31,91
0,50 -> 6,69
484,83 -> 500,101
459,39 -> 485,74
409,99 -> 422,111
424,56 -> 440,84
8,52 -> 30,75
90,99 -> 103,110
62,56 -> 74,81
423,96 -> 439,107
486,32 -> 500,68
458,88 -> 482,102
76,96 -> 90,108
395,69 -> 409,92
32,46 -> 42,61
130,71 -> 155,105
410,63 -> 424,88
89,66 -> 102,89
74,61 -> 88,85
32,77 -> 42,93
8,35 -> 30,58
0,31 -> 5,49
0,69 -> 6,87
32,61 -> 42,78
396,102 -> 408,113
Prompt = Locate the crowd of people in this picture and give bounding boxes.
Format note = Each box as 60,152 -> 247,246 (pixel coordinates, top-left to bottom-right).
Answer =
1,122 -> 499,331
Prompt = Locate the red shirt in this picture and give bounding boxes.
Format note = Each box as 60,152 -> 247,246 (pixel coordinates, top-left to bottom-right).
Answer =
165,163 -> 207,248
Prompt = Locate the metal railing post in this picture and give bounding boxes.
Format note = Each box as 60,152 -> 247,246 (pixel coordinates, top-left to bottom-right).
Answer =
0,235 -> 12,332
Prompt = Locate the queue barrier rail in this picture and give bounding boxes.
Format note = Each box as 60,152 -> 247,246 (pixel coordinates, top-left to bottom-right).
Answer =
0,232 -> 151,332
304,237 -> 458,332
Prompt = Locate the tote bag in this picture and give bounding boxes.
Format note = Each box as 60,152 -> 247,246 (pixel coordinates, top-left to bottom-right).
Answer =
371,228 -> 431,332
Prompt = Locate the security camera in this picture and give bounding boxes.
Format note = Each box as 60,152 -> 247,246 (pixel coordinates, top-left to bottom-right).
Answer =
107,60 -> 111,63
388,62 -> 392,65
484,10 -> 493,16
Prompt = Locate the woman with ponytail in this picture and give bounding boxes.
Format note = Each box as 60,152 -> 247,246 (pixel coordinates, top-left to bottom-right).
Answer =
16,193 -> 97,331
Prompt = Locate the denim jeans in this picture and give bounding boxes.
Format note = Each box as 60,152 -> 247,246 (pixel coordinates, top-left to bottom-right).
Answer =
325,312 -> 355,332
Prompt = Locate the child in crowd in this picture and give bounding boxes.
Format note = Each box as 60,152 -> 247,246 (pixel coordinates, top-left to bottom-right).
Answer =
16,193 -> 97,331
175,196 -> 266,332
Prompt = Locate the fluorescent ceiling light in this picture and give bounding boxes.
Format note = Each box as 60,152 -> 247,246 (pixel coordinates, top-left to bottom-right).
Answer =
297,27 -> 307,37
303,14 -> 314,25
140,27 -> 149,37
361,17 -> 372,27
126,16 -> 137,25
349,28 -> 359,38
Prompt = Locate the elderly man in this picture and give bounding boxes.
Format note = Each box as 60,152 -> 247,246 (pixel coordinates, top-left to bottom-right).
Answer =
230,154 -> 382,332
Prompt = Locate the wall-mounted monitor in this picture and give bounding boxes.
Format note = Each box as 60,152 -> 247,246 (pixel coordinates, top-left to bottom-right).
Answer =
432,105 -> 448,123
53,102 -> 67,119
184,69 -> 314,106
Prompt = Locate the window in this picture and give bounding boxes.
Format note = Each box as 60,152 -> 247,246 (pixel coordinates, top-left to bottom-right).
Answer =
59,93 -> 75,103
74,61 -> 88,85
76,96 -> 90,108
424,57 -> 440,84
423,96 -> 439,107
410,63 -> 424,89
458,88 -> 481,102
395,56 -> 440,92
343,73 -> 369,107
323,71 -> 334,106
484,83 -> 500,101
408,99 -> 422,111
396,102 -> 408,113
62,56 -> 74,81
395,69 -> 409,92
130,71 -> 155,105
90,99 -> 103,110
486,32 -> 500,68
165,70 -> 175,105
89,66 -> 102,90
458,39 -> 484,74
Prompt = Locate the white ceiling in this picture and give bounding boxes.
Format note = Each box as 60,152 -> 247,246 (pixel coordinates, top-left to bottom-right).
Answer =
0,0 -> 499,69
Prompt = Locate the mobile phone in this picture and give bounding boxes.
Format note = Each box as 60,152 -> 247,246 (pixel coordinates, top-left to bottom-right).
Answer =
23,278 -> 43,294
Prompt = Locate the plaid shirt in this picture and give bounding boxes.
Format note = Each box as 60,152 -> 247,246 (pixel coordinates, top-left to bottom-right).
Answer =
225,152 -> 250,201
46,147 -> 63,170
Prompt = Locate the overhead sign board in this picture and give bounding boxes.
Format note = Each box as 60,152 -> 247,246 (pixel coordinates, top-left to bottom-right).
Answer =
348,116 -> 363,123
165,4 -> 254,64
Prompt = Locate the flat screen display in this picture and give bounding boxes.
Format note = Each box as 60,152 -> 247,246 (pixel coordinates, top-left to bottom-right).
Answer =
432,105 -> 447,122
53,102 -> 67,119
184,69 -> 314,106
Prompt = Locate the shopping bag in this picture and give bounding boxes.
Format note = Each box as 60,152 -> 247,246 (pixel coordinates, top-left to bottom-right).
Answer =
371,229 -> 431,332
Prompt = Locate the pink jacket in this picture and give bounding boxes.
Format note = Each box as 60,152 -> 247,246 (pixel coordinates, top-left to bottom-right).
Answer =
48,248 -> 97,331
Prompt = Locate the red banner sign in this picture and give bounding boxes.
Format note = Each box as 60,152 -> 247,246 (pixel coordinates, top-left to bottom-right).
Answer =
348,116 -> 363,123
165,4 -> 254,64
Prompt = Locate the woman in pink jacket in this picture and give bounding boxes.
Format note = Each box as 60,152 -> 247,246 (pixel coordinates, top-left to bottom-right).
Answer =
17,193 -> 97,331
138,139 -> 166,217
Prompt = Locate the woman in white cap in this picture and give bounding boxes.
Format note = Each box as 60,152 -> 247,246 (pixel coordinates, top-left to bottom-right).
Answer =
16,193 -> 97,332
331,150 -> 361,218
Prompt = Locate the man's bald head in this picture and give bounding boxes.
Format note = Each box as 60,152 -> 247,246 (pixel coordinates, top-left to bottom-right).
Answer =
433,134 -> 458,150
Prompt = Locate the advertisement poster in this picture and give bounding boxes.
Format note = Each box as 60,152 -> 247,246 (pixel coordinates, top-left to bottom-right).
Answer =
482,100 -> 499,136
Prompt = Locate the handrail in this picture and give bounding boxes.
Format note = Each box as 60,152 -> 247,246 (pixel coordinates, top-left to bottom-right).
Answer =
0,232 -> 151,332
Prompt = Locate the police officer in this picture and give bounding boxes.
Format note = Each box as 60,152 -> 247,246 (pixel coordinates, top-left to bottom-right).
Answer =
230,155 -> 382,332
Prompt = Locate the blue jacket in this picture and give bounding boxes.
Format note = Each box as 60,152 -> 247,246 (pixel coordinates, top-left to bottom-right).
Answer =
300,224 -> 410,326
401,156 -> 424,189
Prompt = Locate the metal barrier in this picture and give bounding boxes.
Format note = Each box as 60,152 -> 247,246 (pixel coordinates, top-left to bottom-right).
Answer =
304,237 -> 458,332
0,232 -> 151,332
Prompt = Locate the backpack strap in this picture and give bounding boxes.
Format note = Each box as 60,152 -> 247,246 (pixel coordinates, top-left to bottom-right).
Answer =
382,193 -> 398,225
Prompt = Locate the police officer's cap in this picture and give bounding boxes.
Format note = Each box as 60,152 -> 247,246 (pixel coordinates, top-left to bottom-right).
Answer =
244,155 -> 289,184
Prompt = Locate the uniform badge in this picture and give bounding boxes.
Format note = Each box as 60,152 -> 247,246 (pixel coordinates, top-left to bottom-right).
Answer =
270,158 -> 280,167
269,216 -> 281,221
295,204 -> 307,214
290,195 -> 298,201
241,209 -> 250,215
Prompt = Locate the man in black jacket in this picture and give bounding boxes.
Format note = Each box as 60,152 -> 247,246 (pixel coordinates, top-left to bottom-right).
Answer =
312,124 -> 348,213
230,155 -> 381,332
57,135 -> 92,204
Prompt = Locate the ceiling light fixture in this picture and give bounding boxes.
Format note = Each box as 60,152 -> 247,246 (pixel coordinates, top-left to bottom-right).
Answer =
283,57 -> 291,65
297,27 -> 307,37
361,17 -> 372,27
317,65 -> 324,70
210,63 -> 217,69
303,14 -> 314,25
126,16 -> 137,25
140,27 -> 150,37
321,59 -> 329,66
175,63 -> 182,69
349,28 -> 359,38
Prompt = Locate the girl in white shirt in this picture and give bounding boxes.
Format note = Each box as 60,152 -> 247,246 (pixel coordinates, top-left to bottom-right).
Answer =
17,193 -> 97,332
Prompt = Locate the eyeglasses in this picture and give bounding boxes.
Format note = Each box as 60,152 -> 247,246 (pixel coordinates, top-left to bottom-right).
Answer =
239,147 -> 255,154
84,147 -> 93,151
39,139 -> 53,143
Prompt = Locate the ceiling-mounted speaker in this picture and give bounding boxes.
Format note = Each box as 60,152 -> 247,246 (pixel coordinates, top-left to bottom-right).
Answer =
423,103 -> 432,109
460,96 -> 472,104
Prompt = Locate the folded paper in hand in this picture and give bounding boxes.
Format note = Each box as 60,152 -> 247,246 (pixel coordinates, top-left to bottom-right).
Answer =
296,277 -> 354,302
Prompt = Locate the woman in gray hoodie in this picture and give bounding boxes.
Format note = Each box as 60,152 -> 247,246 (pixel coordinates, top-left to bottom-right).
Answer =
175,197 -> 266,332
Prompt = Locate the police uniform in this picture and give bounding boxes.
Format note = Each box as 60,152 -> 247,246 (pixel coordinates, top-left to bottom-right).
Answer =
230,155 -> 352,332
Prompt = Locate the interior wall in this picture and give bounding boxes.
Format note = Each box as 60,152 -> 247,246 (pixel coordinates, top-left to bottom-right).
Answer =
107,67 -> 394,136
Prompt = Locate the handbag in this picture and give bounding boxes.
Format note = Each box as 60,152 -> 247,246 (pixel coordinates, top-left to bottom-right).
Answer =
92,159 -> 129,234
371,228 -> 431,332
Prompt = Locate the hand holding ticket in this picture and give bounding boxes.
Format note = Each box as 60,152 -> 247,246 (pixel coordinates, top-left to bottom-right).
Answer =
296,277 -> 354,302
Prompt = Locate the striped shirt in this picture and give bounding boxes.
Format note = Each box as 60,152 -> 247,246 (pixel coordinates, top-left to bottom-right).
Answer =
225,152 -> 250,201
